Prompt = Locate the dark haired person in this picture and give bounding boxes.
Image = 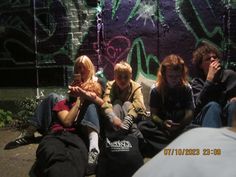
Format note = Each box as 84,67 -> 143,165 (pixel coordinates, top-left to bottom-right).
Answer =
191,42 -> 236,127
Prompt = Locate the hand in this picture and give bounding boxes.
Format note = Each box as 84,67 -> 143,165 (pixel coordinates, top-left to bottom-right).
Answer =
230,97 -> 236,102
68,85 -> 83,97
163,120 -> 180,130
206,60 -> 221,82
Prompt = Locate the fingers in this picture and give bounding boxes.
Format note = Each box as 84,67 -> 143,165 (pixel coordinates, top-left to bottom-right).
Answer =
210,60 -> 221,70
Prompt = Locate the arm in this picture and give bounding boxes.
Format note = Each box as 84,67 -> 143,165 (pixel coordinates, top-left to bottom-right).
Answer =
191,78 -> 215,112
127,84 -> 146,119
69,82 -> 104,106
57,98 -> 81,127
178,86 -> 194,128
102,81 -> 122,127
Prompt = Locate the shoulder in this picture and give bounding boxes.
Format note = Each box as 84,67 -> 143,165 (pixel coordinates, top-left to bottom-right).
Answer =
182,83 -> 192,92
223,69 -> 236,77
191,77 -> 204,86
130,80 -> 142,89
150,85 -> 159,97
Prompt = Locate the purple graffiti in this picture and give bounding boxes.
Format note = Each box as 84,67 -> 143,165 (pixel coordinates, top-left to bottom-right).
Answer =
93,35 -> 131,79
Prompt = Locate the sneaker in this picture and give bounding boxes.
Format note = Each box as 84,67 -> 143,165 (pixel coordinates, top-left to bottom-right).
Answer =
86,148 -> 99,175
4,131 -> 35,150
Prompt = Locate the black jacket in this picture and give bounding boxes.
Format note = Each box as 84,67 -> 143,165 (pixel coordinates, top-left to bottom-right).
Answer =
191,69 -> 236,115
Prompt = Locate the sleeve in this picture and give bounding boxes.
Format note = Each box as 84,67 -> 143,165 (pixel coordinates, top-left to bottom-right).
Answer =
127,85 -> 146,118
101,81 -> 117,121
149,87 -> 160,108
184,85 -> 195,110
191,78 -> 215,112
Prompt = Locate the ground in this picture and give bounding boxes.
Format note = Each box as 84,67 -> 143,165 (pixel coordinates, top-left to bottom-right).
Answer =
0,128 -> 95,177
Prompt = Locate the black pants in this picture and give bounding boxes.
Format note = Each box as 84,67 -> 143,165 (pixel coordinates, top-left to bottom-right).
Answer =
32,131 -> 88,177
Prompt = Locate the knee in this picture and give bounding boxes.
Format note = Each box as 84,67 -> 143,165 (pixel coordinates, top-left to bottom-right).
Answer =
113,99 -> 123,106
205,101 -> 221,112
86,103 -> 97,112
123,101 -> 132,108
227,101 -> 236,110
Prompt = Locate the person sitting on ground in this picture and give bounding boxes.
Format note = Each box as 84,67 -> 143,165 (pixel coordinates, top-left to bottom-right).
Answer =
133,109 -> 236,177
97,61 -> 146,177
31,55 -> 104,177
191,42 -> 236,127
138,54 -> 194,157
102,61 -> 146,135
5,57 -> 106,150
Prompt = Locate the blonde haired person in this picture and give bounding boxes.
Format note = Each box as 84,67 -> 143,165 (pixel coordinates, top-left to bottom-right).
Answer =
32,55 -> 104,177
98,61 -> 146,177
102,61 -> 146,132
138,54 -> 194,157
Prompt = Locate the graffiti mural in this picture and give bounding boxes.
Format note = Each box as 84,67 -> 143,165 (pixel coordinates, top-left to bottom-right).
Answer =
89,0 -> 235,82
0,0 -> 235,87
0,0 -> 97,86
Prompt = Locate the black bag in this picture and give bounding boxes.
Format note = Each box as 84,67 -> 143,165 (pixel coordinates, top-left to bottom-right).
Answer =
97,133 -> 144,177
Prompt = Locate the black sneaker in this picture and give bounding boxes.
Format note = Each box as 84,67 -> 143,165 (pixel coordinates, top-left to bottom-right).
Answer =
86,148 -> 99,175
4,132 -> 35,150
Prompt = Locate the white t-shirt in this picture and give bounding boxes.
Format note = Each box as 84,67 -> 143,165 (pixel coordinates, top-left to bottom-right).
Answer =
133,127 -> 236,177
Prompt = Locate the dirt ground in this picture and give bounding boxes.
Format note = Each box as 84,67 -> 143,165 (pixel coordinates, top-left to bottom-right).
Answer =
0,128 -> 95,177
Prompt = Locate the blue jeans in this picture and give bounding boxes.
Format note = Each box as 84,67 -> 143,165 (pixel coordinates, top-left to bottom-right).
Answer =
79,102 -> 101,133
193,101 -> 236,127
29,93 -> 64,134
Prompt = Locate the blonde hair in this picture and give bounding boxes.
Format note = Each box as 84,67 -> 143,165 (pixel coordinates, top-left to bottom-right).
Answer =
74,55 -> 95,82
73,55 -> 102,97
157,54 -> 188,97
114,61 -> 132,75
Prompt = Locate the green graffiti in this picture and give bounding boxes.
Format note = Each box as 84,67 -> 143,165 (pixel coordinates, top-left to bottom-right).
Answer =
126,0 -> 162,24
112,0 -> 121,19
176,0 -> 224,49
127,37 -> 159,80
126,0 -> 141,23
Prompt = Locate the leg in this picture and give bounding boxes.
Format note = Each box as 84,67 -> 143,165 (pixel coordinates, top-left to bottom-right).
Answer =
34,132 -> 87,177
4,93 -> 64,150
223,101 -> 236,126
113,100 -> 125,119
195,101 -> 222,128
79,103 -> 101,175
29,93 -> 64,133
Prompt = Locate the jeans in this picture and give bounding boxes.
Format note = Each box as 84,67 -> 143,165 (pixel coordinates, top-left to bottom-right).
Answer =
29,93 -> 64,134
79,102 -> 101,133
193,101 -> 236,127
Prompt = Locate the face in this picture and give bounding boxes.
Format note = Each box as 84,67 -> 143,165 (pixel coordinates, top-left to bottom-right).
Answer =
165,68 -> 182,88
115,72 -> 131,90
74,63 -> 89,82
200,52 -> 219,75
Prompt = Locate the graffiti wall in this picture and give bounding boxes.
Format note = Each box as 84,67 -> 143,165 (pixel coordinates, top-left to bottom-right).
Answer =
0,0 -> 236,88
0,0 -> 97,86
97,0 -> 236,82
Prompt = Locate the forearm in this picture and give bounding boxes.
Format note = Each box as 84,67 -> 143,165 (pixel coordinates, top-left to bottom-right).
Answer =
151,114 -> 164,126
84,91 -> 104,106
59,98 -> 81,127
